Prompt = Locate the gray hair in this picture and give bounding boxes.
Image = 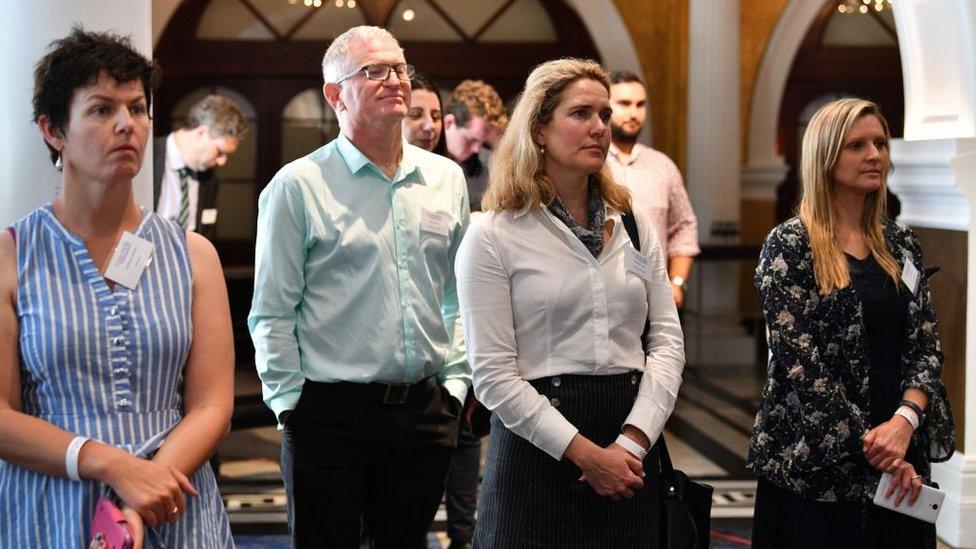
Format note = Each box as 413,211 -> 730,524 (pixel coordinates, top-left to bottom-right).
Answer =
321,26 -> 401,83
186,94 -> 250,139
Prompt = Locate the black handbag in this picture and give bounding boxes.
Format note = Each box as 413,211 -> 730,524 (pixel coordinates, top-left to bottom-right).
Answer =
656,437 -> 713,549
621,212 -> 714,549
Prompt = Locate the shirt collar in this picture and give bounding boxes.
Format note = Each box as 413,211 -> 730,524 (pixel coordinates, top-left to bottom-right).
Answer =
335,133 -> 419,183
513,204 -> 533,219
513,200 -> 618,221
166,132 -> 188,172
608,142 -> 641,166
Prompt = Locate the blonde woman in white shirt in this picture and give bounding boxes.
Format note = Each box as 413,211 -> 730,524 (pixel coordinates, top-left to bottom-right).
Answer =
455,58 -> 685,548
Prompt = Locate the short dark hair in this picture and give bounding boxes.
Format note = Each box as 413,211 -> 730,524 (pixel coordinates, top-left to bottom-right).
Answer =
185,94 -> 250,140
410,73 -> 441,97
32,27 -> 157,165
609,70 -> 643,86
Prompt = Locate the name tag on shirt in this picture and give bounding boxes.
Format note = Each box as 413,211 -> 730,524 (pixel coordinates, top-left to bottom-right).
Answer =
421,209 -> 450,237
902,259 -> 921,295
625,246 -> 652,281
104,232 -> 154,290
201,208 -> 218,225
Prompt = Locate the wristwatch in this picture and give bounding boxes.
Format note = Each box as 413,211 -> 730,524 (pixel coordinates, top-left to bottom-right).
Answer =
671,276 -> 686,289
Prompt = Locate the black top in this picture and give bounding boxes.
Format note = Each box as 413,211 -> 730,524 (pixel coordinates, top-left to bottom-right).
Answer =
847,252 -> 909,424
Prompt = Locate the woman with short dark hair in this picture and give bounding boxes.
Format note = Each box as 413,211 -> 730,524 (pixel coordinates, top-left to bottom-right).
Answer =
0,28 -> 234,547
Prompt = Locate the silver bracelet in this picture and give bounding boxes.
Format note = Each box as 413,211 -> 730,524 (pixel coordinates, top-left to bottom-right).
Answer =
65,436 -> 90,481
615,434 -> 648,460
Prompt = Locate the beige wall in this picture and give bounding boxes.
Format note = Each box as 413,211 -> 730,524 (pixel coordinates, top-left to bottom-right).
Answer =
740,0 -> 791,165
611,0 -> 689,175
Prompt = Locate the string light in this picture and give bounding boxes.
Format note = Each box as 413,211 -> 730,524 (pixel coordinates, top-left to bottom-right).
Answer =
836,0 -> 892,14
403,9 -> 415,21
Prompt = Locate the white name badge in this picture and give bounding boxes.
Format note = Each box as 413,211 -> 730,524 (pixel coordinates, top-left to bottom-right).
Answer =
201,208 -> 218,225
624,246 -> 651,281
902,259 -> 921,295
104,232 -> 154,290
421,209 -> 450,237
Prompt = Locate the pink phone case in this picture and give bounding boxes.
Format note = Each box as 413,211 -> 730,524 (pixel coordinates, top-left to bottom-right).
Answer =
90,497 -> 134,549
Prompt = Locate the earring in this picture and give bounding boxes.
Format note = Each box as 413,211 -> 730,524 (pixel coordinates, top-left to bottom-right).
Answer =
539,145 -> 546,155
55,152 -> 62,171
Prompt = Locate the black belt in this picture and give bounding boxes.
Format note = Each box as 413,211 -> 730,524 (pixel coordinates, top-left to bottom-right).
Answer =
325,375 -> 439,404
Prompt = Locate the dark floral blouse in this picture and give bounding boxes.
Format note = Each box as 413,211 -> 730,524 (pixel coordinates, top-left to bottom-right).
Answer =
748,217 -> 955,502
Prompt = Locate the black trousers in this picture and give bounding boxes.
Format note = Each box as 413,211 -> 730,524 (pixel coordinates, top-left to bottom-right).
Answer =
752,478 -> 936,549
445,421 -> 481,544
280,380 -> 461,549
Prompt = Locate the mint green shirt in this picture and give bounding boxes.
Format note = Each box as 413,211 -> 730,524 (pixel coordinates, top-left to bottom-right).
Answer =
248,134 -> 471,420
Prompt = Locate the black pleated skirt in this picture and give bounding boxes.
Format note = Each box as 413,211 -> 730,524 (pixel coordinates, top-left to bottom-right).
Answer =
474,372 -> 662,548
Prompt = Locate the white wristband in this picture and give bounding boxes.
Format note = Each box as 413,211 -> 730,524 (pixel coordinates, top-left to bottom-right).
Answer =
65,436 -> 90,481
895,407 -> 920,431
615,434 -> 648,460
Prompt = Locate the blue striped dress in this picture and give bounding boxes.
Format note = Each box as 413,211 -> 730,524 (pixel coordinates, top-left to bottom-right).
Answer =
0,205 -> 234,548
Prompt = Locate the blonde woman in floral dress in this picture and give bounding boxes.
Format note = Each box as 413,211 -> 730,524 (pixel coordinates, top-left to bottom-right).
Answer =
748,98 -> 954,548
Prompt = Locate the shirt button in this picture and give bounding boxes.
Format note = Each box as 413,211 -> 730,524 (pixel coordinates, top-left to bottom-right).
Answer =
631,374 -> 638,385
549,397 -> 560,408
112,336 -> 124,345
552,377 -> 561,387
118,398 -> 131,408
114,368 -> 129,376
109,307 -> 118,316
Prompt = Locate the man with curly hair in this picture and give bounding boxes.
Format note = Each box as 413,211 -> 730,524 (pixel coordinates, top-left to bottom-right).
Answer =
444,80 -> 507,211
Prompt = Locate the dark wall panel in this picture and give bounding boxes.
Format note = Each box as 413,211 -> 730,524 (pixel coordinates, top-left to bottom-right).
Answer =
915,227 -> 966,451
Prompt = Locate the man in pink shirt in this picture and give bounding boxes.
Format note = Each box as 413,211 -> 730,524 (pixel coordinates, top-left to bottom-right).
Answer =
606,71 -> 700,308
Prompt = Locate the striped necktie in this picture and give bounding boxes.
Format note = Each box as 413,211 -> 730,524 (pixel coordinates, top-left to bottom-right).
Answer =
176,167 -> 195,228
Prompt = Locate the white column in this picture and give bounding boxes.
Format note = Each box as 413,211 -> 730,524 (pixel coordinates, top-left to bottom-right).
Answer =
686,0 -> 741,243
890,1 -> 976,546
0,0 -> 153,227
681,0 -> 747,364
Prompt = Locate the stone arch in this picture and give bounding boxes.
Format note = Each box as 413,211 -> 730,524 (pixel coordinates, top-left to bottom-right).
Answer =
745,0 -> 829,170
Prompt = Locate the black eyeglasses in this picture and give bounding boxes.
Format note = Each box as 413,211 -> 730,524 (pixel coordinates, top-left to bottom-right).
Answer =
336,63 -> 416,83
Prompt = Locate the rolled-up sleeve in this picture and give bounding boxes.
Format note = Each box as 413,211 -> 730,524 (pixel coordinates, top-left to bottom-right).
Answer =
248,174 -> 309,422
456,217 -> 579,460
664,160 -> 700,258
624,213 -> 686,444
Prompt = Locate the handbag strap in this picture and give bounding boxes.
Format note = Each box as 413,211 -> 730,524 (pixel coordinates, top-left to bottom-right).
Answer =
621,211 -> 678,479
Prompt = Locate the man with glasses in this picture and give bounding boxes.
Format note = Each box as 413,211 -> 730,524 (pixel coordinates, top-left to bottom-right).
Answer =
249,26 -> 470,548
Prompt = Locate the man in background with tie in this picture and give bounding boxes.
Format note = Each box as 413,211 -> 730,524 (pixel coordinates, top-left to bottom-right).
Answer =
154,94 -> 249,240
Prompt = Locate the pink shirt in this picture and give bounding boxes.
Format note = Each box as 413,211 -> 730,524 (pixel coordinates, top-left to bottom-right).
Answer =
607,143 -> 700,258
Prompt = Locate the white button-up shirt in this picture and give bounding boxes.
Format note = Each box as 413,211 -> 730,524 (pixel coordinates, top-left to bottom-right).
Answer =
455,204 -> 684,460
155,133 -> 199,230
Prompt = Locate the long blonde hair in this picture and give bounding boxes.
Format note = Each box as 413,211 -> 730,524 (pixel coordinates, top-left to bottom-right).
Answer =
798,98 -> 900,295
482,58 -> 631,213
